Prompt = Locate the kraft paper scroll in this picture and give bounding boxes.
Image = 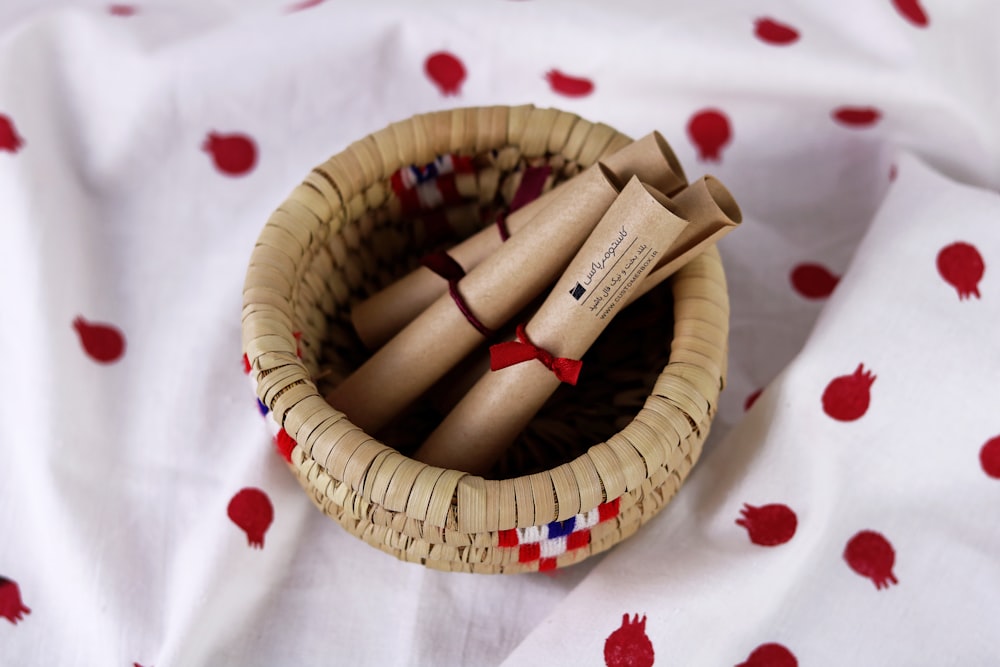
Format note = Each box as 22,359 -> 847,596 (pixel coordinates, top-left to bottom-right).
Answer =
412,176 -> 690,474
326,163 -> 624,433
350,132 -> 688,349
631,174 -> 742,302
419,174 -> 742,424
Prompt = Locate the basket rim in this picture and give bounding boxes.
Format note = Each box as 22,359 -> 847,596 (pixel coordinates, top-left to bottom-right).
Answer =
241,104 -> 729,537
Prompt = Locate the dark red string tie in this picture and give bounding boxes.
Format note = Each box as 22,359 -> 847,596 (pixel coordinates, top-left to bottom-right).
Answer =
489,324 -> 583,385
495,212 -> 511,241
420,251 -> 494,337
495,165 -> 552,242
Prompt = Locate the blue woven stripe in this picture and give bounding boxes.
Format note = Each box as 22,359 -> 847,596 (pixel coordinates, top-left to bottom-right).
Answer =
411,162 -> 439,184
546,517 -> 576,538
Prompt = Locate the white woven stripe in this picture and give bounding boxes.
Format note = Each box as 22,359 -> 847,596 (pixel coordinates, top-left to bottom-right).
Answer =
518,525 -> 547,544
415,180 -> 444,209
400,166 -> 419,189
578,508 -> 600,529
540,536 -> 567,559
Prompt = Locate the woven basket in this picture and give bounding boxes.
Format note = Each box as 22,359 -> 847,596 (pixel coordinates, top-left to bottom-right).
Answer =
241,105 -> 729,574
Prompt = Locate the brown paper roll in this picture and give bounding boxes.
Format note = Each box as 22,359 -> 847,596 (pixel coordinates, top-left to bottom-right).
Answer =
349,132 -> 687,349
421,175 -> 742,420
413,176 -> 690,475
325,163 -> 625,434
630,175 -> 742,301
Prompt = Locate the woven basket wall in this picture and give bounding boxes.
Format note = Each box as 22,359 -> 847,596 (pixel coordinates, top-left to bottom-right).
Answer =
241,105 -> 729,574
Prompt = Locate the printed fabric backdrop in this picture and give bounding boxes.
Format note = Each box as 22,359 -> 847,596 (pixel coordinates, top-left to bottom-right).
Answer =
1,1 -> 999,665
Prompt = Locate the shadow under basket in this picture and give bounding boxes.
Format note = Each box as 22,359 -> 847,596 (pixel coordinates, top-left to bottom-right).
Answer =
241,105 -> 729,574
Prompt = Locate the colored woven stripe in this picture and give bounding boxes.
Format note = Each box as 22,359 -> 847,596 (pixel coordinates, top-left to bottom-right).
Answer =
566,529 -> 591,551
244,337 -> 302,457
398,154 -> 474,188
275,428 -> 296,463
244,354 -> 270,415
518,543 -> 540,563
498,528 -> 519,547
546,517 -> 576,539
499,497 -> 620,566
599,497 -> 621,522
389,154 -> 475,216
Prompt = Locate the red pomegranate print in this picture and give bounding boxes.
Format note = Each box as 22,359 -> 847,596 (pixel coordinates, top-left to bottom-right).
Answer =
424,52 -> 466,96
0,113 -> 24,153
202,131 -> 257,176
844,530 -> 898,589
545,69 -> 595,97
287,0 -> 324,10
604,614 -> 654,667
736,642 -> 798,667
832,106 -> 882,127
754,18 -> 800,45
979,435 -> 1000,479
0,577 -> 30,624
937,241 -> 984,300
744,388 -> 763,411
892,0 -> 929,27
73,316 -> 126,363
275,428 -> 296,463
790,263 -> 839,299
821,364 -> 875,422
227,488 -> 274,549
687,109 -> 731,162
736,503 -> 797,547
108,4 -> 136,15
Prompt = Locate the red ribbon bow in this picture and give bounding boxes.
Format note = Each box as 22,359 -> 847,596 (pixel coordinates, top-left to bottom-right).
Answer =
489,324 -> 583,385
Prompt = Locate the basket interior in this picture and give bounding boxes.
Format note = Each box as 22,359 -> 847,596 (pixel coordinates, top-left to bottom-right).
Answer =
286,146 -> 675,479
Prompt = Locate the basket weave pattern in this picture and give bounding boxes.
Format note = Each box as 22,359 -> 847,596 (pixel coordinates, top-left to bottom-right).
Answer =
242,105 -> 729,573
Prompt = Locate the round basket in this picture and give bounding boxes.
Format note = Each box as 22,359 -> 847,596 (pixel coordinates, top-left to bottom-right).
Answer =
241,105 -> 729,574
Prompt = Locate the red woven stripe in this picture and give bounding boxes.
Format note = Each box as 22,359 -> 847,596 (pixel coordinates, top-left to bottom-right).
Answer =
567,529 -> 591,551
436,173 -> 461,205
398,186 -> 421,214
451,154 -> 474,173
518,543 -> 540,563
275,428 -> 295,463
538,557 -> 558,572
599,497 -> 621,522
498,529 -> 519,548
242,353 -> 251,374
389,169 -> 407,197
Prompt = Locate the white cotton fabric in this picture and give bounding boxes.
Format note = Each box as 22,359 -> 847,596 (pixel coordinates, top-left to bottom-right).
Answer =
1,2 -> 998,666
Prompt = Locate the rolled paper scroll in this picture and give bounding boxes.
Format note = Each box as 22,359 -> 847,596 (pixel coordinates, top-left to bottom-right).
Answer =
325,163 -> 625,434
350,132 -> 688,349
422,174 -> 743,420
630,174 -> 742,302
413,176 -> 690,475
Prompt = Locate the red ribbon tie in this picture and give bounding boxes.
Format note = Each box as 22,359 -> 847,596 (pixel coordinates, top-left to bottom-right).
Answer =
489,324 -> 582,385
